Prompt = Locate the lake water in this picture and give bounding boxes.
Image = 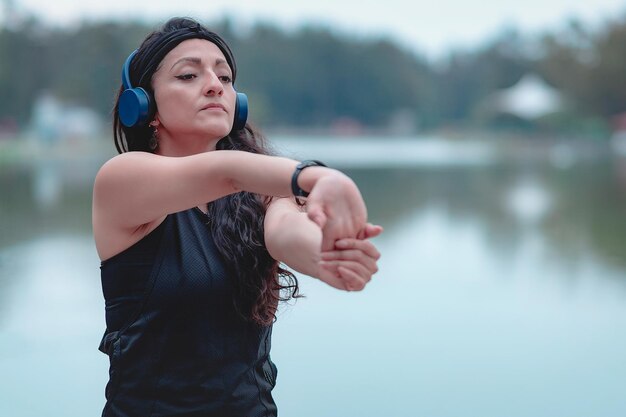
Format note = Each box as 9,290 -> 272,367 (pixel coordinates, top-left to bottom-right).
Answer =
0,136 -> 625,416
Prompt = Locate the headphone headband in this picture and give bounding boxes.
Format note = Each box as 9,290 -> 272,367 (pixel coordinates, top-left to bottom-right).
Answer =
121,50 -> 137,90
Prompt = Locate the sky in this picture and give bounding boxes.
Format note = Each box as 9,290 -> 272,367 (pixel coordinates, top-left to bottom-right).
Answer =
10,0 -> 626,57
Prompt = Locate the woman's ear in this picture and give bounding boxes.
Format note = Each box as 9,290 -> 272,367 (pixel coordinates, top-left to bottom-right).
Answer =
149,116 -> 161,128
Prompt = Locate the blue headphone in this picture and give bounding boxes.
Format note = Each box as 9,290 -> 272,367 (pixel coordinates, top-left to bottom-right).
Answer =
118,49 -> 248,131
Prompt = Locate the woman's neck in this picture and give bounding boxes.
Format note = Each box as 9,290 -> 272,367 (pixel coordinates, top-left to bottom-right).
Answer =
156,132 -> 221,156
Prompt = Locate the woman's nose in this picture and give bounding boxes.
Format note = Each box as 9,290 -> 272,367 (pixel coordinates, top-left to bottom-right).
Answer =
204,71 -> 223,96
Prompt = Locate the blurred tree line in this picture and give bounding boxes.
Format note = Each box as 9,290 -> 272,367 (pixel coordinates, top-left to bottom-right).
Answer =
1,15 -> 626,136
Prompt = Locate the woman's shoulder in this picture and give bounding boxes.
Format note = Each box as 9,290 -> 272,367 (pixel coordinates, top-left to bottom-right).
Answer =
96,151 -> 157,177
93,151 -> 167,198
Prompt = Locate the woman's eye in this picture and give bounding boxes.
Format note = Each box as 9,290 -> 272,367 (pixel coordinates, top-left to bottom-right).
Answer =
175,74 -> 196,81
219,75 -> 232,83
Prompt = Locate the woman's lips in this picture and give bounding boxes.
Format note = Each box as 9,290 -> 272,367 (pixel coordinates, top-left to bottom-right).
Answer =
201,103 -> 226,112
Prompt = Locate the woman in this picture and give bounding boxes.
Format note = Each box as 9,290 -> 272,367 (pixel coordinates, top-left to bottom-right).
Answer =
92,17 -> 382,417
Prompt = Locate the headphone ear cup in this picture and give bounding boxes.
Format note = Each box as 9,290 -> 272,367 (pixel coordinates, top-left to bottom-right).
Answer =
119,87 -> 152,128
233,92 -> 248,131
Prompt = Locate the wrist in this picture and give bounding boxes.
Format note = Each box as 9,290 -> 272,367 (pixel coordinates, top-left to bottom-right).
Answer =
291,160 -> 328,202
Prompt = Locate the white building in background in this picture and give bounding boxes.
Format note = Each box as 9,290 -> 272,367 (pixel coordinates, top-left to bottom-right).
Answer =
29,92 -> 102,145
26,92 -> 104,209
489,73 -> 565,119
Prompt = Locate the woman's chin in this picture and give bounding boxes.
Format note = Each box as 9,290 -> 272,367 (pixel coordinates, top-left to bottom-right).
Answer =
202,124 -> 232,139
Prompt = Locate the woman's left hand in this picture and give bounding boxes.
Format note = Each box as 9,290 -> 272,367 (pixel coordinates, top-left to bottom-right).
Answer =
305,171 -> 368,251
316,225 -> 383,291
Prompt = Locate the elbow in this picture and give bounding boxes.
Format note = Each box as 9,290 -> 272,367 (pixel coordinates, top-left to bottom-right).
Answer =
226,176 -> 240,193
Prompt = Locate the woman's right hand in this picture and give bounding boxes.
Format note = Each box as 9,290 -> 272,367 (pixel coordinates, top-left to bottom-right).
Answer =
316,226 -> 383,291
304,171 -> 368,251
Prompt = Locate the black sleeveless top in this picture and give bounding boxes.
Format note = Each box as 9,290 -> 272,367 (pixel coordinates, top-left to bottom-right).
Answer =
99,208 -> 278,417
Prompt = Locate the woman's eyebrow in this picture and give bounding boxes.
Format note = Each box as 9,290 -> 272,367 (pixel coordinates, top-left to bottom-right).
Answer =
170,57 -> 228,71
170,56 -> 202,70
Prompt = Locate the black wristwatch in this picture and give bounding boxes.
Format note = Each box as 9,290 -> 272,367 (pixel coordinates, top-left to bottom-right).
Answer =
291,160 -> 327,199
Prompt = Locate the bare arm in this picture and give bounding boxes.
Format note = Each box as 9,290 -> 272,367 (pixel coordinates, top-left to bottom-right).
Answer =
264,198 -> 323,277
93,150 -> 366,258
93,150 -> 361,228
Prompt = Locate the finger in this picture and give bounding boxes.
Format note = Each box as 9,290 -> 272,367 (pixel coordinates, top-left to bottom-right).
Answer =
319,259 -> 339,273
320,250 -> 378,273
334,238 -> 381,260
321,227 -> 338,252
318,263 -> 352,291
367,224 -> 384,238
362,223 -> 384,239
337,266 -> 367,291
324,245 -> 380,270
321,260 -> 374,282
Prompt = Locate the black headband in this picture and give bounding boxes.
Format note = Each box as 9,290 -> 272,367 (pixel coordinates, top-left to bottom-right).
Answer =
133,25 -> 238,87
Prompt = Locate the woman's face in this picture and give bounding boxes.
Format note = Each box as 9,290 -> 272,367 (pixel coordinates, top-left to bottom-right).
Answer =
151,38 -> 236,144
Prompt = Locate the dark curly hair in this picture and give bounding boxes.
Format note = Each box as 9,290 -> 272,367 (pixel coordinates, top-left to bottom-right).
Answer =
112,17 -> 301,326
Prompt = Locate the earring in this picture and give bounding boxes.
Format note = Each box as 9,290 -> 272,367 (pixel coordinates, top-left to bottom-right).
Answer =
149,125 -> 159,151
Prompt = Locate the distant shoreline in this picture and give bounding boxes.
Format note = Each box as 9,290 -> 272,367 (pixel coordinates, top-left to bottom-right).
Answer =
0,130 -> 615,171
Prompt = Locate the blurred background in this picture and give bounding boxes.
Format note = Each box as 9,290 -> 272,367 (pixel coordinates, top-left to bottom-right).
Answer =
1,1 -> 626,416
